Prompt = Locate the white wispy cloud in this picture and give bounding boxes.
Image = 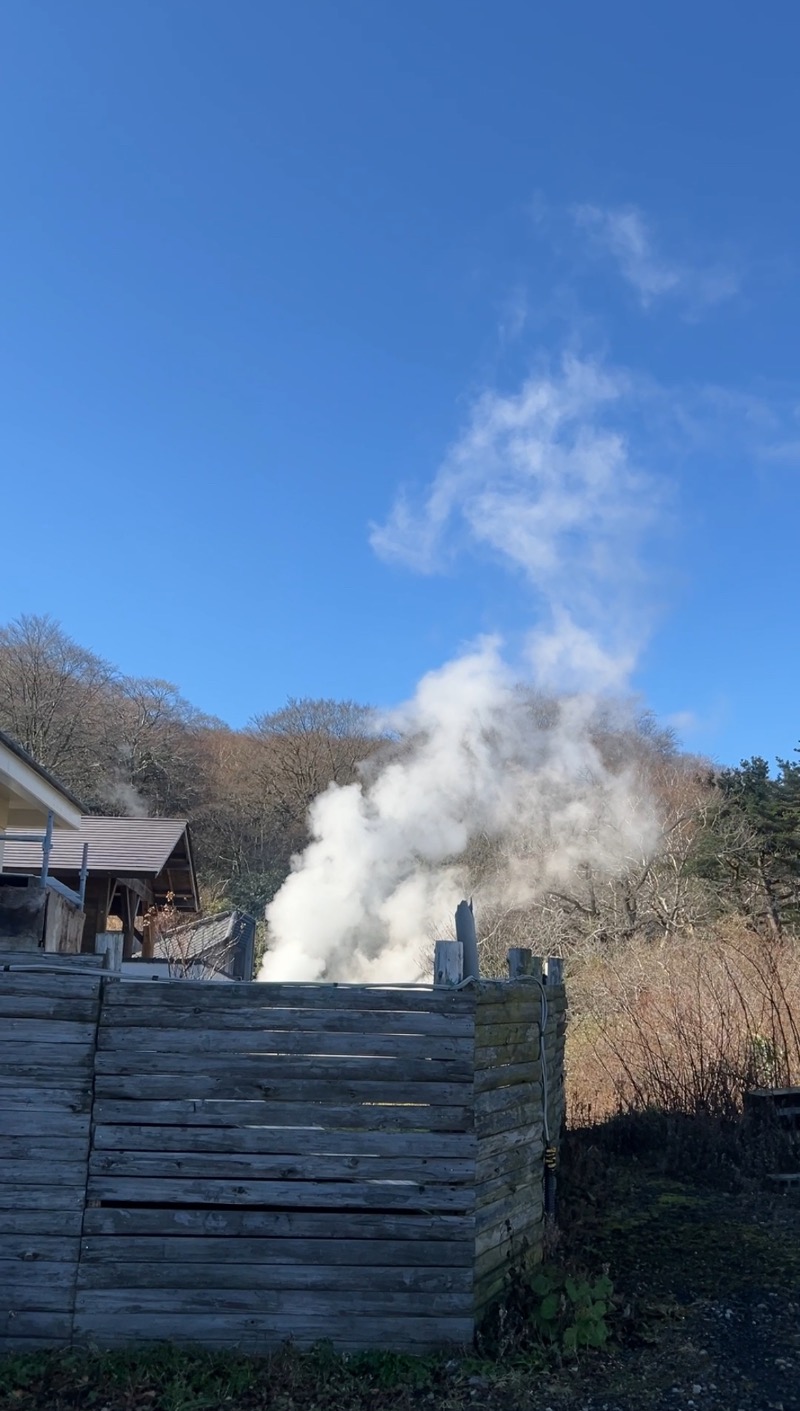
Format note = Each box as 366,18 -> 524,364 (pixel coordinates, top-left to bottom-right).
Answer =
573,203 -> 740,313
370,353 -> 661,684
371,354 -> 649,580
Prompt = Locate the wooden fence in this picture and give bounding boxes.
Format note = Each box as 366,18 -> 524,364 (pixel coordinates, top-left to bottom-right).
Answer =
0,962 -> 566,1354
0,965 -> 103,1350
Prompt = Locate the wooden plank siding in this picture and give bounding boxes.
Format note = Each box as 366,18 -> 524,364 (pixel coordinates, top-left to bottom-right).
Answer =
0,970 -> 102,1353
0,965 -> 566,1354
472,977 -> 567,1317
77,981 -> 478,1352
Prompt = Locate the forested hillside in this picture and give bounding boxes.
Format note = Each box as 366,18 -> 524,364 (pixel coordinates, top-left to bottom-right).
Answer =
0,616 -> 378,919
2,613 -> 799,952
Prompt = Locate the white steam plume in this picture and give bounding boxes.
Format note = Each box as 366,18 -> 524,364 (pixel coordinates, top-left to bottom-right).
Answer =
261,355 -> 663,982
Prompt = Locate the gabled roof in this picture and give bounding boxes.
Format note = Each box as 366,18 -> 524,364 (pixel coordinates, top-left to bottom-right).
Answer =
2,816 -> 199,909
0,729 -> 84,829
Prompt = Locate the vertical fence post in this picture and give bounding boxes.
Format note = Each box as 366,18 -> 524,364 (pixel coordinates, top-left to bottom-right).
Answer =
434,940 -> 464,986
40,811 -> 54,885
541,956 -> 565,1219
508,948 -> 545,981
543,957 -> 563,986
507,946 -> 533,979
78,844 -> 89,907
95,933 -> 123,973
455,900 -> 480,980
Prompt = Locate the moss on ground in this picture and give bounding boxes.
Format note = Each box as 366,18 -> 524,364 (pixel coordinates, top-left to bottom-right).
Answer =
594,1174 -> 800,1299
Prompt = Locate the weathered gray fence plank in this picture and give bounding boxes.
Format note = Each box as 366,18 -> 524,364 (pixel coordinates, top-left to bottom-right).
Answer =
99,1012 -> 476,1040
477,1082 -> 540,1117
473,1207 -> 544,1269
0,993 -> 100,1022
0,1136 -> 90,1162
0,1019 -> 97,1044
80,1235 -> 473,1266
93,1098 -> 475,1132
0,1061 -> 92,1087
0,1236 -> 80,1261
0,1039 -> 96,1066
97,1028 -> 474,1059
81,1207 -> 472,1240
70,1310 -> 472,1351
474,1186 -> 541,1235
0,1086 -> 92,1112
473,1023 -> 538,1051
78,1262 -> 473,1293
0,1110 -> 91,1138
474,1061 -> 541,1094
0,1161 -> 89,1188
1,1262 -> 77,1296
476,1140 -> 543,1186
87,1176 -> 475,1211
92,1125 -> 476,1160
0,1211 -> 84,1236
89,1150 -> 476,1183
94,1074 -> 473,1105
476,1099 -> 541,1141
0,1186 -> 86,1212
103,982 -> 476,1013
0,1312 -> 73,1340
93,1052 -> 474,1084
74,1287 -> 473,1316
477,1123 -> 541,1161
0,972 -> 103,999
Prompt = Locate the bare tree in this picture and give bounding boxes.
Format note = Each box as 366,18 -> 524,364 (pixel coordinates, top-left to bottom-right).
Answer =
250,697 -> 380,841
0,614 -> 118,802
111,677 -> 217,817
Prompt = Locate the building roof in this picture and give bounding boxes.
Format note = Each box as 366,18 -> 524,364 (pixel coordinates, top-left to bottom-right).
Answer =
155,909 -> 256,979
2,816 -> 199,909
0,729 -> 85,828
162,910 -> 240,955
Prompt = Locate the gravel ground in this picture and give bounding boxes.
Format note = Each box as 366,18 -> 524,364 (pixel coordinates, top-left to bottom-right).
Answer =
540,1152 -> 800,1411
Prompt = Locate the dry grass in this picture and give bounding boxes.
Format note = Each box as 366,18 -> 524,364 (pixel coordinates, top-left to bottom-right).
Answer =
565,920 -> 800,1122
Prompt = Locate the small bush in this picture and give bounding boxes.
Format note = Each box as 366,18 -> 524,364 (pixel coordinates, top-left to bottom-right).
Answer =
478,1264 -> 614,1362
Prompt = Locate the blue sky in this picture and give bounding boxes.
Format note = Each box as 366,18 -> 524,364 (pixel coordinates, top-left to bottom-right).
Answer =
2,0 -> 799,767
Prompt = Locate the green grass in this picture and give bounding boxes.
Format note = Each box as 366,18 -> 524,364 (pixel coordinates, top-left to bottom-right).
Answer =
0,1342 -> 531,1411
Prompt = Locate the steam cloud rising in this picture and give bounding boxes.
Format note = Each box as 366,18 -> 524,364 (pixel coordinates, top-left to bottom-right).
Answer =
261,356 -> 663,981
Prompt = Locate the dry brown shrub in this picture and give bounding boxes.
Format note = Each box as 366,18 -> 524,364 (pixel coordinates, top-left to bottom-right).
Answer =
565,919 -> 800,1122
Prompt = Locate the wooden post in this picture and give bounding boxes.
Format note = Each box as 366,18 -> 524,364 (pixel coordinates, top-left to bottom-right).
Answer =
544,956 -> 563,986
140,912 -> 156,961
434,940 -> 464,986
95,933 -> 123,973
455,900 -> 480,980
507,948 -> 545,981
507,946 -> 533,979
